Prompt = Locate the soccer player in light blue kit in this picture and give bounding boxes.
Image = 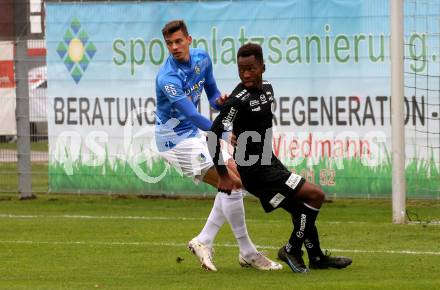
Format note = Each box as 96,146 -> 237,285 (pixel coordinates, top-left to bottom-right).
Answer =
155,20 -> 281,271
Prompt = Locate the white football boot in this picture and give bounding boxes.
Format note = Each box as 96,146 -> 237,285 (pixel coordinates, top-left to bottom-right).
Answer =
187,237 -> 217,272
239,252 -> 283,271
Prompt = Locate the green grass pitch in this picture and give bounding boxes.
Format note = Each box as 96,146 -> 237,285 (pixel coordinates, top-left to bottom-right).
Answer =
0,194 -> 439,290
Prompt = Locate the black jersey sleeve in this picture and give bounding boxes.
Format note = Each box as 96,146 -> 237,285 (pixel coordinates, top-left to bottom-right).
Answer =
265,81 -> 274,96
209,91 -> 243,176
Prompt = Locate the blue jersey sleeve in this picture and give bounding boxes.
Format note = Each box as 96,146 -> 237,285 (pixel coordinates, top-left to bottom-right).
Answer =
158,75 -> 187,104
174,98 -> 213,131
203,55 -> 222,111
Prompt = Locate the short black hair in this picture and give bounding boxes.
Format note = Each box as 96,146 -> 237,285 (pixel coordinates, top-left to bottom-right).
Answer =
237,43 -> 264,64
162,20 -> 189,38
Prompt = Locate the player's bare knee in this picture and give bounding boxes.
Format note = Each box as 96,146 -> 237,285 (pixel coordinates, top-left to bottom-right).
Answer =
314,187 -> 325,205
307,184 -> 325,207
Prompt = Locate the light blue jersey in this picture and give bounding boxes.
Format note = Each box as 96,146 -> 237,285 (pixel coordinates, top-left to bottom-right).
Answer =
155,48 -> 220,151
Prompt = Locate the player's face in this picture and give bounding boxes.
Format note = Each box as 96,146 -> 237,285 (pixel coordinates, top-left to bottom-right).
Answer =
165,30 -> 192,62
237,55 -> 265,89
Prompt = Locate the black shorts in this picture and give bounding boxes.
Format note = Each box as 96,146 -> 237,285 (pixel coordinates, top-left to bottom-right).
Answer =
238,158 -> 306,213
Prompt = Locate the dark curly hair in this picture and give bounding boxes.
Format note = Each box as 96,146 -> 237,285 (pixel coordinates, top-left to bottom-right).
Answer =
237,43 -> 264,64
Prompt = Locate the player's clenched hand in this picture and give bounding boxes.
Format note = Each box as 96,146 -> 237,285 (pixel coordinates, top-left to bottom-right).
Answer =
229,132 -> 237,147
217,173 -> 240,195
215,93 -> 229,107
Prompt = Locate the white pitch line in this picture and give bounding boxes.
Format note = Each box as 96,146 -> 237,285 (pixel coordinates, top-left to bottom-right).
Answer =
0,213 -> 439,225
0,214 -> 203,221
0,214 -> 371,224
0,240 -> 439,256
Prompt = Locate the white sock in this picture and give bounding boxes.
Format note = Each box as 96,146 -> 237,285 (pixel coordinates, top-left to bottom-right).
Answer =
220,190 -> 258,257
196,193 -> 226,247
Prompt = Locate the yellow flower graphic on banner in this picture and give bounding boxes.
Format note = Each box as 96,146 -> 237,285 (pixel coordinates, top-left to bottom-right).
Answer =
56,18 -> 96,84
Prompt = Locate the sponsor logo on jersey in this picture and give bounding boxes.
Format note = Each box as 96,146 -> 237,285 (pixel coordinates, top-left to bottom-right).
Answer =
269,193 -> 285,208
251,106 -> 261,112
164,84 -> 177,96
222,107 -> 237,130
185,78 -> 205,95
249,100 -> 260,107
222,120 -> 232,131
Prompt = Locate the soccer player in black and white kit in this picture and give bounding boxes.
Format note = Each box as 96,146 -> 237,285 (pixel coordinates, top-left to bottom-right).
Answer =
209,43 -> 352,273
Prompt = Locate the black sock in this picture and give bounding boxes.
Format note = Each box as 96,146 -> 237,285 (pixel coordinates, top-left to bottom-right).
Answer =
287,203 -> 319,256
291,211 -> 324,259
304,225 -> 324,259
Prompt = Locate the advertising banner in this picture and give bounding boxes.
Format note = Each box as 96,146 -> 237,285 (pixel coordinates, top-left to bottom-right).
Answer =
46,1 -> 439,197
0,41 -> 16,135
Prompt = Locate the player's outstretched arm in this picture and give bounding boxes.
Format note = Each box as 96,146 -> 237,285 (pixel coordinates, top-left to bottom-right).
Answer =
174,98 -> 212,131
209,101 -> 241,193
